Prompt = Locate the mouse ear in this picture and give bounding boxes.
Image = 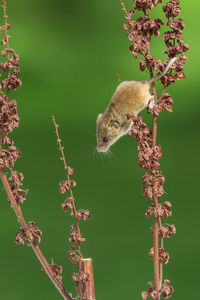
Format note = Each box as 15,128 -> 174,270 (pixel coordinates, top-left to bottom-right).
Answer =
97,113 -> 102,121
109,120 -> 120,129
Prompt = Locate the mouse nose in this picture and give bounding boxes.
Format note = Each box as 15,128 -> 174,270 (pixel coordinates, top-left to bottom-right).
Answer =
97,145 -> 107,152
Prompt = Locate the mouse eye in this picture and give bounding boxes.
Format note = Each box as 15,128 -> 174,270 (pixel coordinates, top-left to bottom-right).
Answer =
103,137 -> 108,143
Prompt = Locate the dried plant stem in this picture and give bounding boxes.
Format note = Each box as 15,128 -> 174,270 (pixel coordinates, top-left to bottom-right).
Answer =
120,0 -> 127,14
153,216 -> 160,296
158,87 -> 167,103
159,218 -> 163,289
52,116 -> 82,259
0,169 -> 73,300
78,258 -> 96,300
147,41 -> 160,295
123,1 -> 188,298
151,78 -> 160,296
152,83 -> 167,292
2,0 -> 10,98
152,84 -> 167,292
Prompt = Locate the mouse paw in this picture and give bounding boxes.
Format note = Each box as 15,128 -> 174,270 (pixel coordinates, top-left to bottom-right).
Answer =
147,95 -> 155,114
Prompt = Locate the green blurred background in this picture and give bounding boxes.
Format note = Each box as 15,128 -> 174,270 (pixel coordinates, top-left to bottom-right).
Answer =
0,0 -> 198,299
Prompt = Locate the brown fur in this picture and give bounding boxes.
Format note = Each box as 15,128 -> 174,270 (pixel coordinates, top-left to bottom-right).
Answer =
96,57 -> 177,152
96,81 -> 150,152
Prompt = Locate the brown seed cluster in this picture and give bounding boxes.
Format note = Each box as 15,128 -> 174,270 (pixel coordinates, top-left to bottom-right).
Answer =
129,114 -> 175,223
58,164 -> 90,265
72,271 -> 89,284
124,16 -> 164,59
0,3 -> 40,242
142,280 -> 174,299
0,138 -> 20,169
0,3 -> 74,295
41,258 -> 64,284
147,93 -> 174,116
50,259 -> 63,283
149,247 -> 169,264
0,97 -> 19,134
134,0 -> 162,11
128,115 -> 163,173
8,170 -> 29,204
128,113 -> 176,298
122,0 -> 188,298
0,45 -> 21,91
123,0 -> 189,88
15,221 -> 42,245
0,8 -> 24,199
146,201 -> 172,219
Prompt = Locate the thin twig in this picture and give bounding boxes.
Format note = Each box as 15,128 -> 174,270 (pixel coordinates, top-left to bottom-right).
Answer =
152,82 -> 160,300
52,116 -> 82,259
0,169 -> 73,300
159,217 -> 163,289
120,0 -> 128,14
2,0 -> 10,99
155,86 -> 167,291
149,50 -> 160,295
158,87 -> 167,103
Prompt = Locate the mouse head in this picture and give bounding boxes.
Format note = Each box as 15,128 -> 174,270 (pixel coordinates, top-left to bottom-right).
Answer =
96,113 -> 131,152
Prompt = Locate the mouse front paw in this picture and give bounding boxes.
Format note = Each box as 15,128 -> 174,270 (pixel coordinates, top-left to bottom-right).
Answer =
147,94 -> 155,114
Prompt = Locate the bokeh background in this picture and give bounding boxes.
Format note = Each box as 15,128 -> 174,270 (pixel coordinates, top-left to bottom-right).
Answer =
0,0 -> 198,299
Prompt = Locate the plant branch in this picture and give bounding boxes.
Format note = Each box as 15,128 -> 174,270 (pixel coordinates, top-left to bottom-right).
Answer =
0,169 -> 73,300
52,116 -> 82,259
120,0 -> 128,14
2,0 -> 10,99
159,218 -> 163,289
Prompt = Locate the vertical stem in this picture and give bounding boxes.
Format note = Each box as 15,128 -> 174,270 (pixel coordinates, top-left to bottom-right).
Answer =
147,39 -> 160,294
159,240 -> 163,289
78,258 -> 96,300
151,78 -> 160,294
153,215 -> 160,291
2,0 -> 10,100
159,218 -> 163,289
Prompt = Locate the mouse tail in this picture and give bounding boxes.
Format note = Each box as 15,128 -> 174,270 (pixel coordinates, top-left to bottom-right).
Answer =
148,57 -> 178,84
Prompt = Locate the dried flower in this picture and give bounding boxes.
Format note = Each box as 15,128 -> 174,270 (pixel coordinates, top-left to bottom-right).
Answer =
66,166 -> 74,175
161,279 -> 174,298
142,281 -> 161,300
159,224 -> 176,238
59,180 -> 70,193
149,247 -> 169,264
50,259 -> 63,283
79,272 -> 89,282
72,272 -> 79,282
77,209 -> 90,220
15,221 -> 42,245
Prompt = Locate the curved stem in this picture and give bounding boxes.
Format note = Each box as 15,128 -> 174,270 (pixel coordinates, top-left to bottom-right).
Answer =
0,169 -> 73,300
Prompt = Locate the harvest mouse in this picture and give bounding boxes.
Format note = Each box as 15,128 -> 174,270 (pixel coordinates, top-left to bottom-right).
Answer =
96,57 -> 177,152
